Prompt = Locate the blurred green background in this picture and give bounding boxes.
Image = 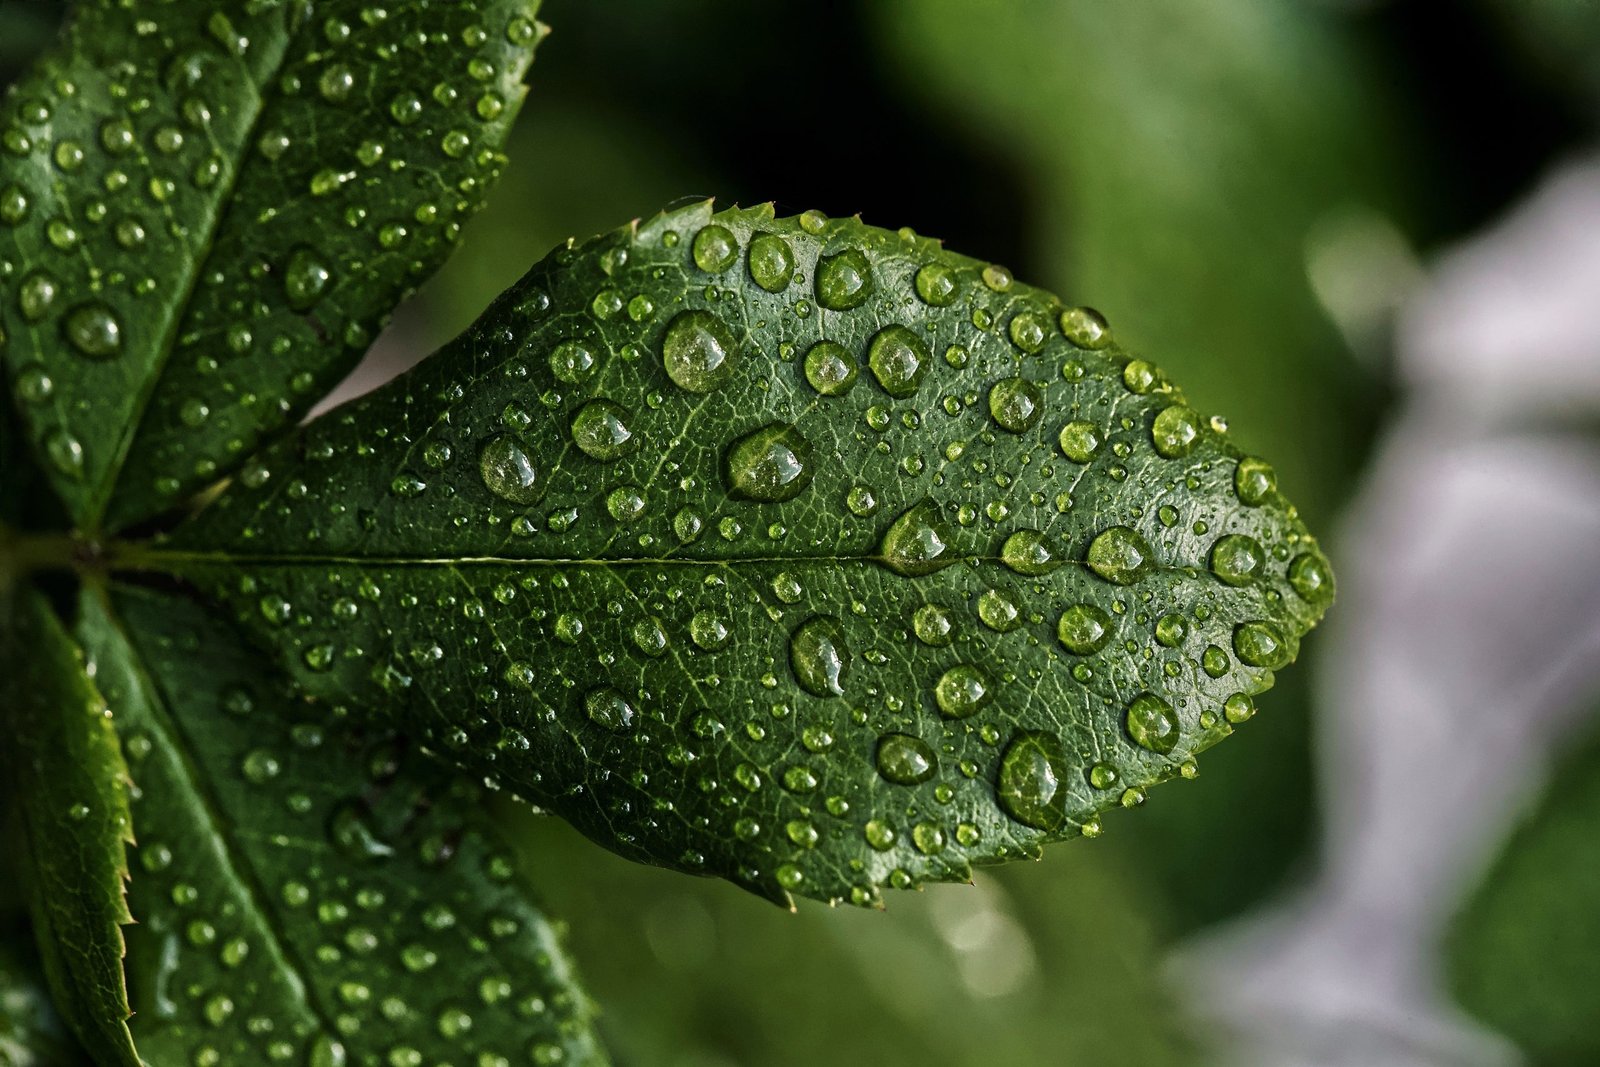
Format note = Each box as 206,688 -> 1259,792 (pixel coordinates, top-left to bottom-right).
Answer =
4,0 -> 1597,1063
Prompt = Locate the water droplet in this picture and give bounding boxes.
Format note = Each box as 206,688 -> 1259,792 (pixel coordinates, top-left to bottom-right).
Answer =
803,340 -> 857,396
981,264 -> 1013,291
876,733 -> 936,785
570,399 -> 636,461
725,423 -> 813,502
1125,693 -> 1179,754
1009,311 -> 1047,353
19,272 -> 57,321
606,485 -> 646,522
747,232 -> 794,292
689,610 -> 730,650
1151,405 -> 1202,458
585,686 -> 636,730
662,309 -> 737,393
864,819 -> 896,850
997,732 -> 1068,831
914,262 -> 958,306
1060,306 -> 1110,348
1202,645 -> 1230,678
327,802 -> 394,862
913,603 -> 954,646
846,485 -> 877,517
1211,534 -> 1264,586
1088,762 -> 1119,789
988,377 -> 1043,433
548,340 -> 596,383
912,823 -> 946,855
879,500 -> 956,576
43,431 -> 83,476
0,183 -> 27,224
63,303 -> 122,359
1154,613 -> 1187,648
692,224 -> 737,272
478,435 -> 544,504
815,248 -> 873,310
1234,456 -> 1276,506
789,615 -> 850,697
673,507 -> 704,543
977,588 -> 1022,632
1057,604 -> 1112,654
868,325 -> 930,397
1057,420 -> 1102,463
935,664 -> 990,719
1234,621 -> 1289,668
1289,551 -> 1334,605
319,63 -> 356,102
242,749 -> 281,784
284,246 -> 332,310
1122,360 -> 1159,395
1000,529 -> 1060,576
1086,526 -> 1153,585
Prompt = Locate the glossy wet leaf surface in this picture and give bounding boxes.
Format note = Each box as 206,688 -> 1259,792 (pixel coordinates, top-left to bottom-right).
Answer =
0,0 -> 543,531
75,585 -> 606,1067
153,202 -> 1333,905
1,587 -> 136,1066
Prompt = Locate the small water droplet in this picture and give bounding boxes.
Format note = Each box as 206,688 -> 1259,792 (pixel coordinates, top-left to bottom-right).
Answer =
1060,306 -> 1110,348
988,377 -> 1044,433
1125,693 -> 1179,754
585,686 -> 636,730
284,246 -> 332,310
1234,456 -> 1276,506
1057,420 -> 1102,463
1288,551 -> 1334,605
977,588 -> 1022,633
63,303 -> 122,359
1234,621 -> 1289,668
913,603 -> 954,646
1000,529 -> 1060,576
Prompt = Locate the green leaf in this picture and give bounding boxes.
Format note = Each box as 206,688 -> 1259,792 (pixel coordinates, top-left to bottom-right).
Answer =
0,0 -> 544,532
144,201 -> 1334,905
75,584 -> 608,1066
1,585 -> 137,1066
0,918 -> 93,1067
1446,706 -> 1600,1064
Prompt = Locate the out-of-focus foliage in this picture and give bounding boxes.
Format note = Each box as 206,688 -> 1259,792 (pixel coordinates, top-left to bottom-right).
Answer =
503,806 -> 1193,1067
1480,0 -> 1600,105
1447,703 -> 1600,1065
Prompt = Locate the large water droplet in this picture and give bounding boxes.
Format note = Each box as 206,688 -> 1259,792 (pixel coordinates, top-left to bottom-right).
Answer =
585,686 -> 636,730
879,500 -> 957,576
876,733 -> 936,785
1086,526 -> 1153,585
549,340 -> 596,384
1151,405 -> 1202,459
662,309 -> 737,393
725,423 -> 813,502
1059,306 -> 1110,348
988,377 -> 1044,433
1057,604 -> 1112,655
284,246 -> 332,311
1058,420 -> 1102,463
997,732 -> 1069,831
1234,456 -> 1276,506
1211,534 -> 1264,586
815,248 -> 874,310
935,664 -> 990,719
1288,550 -> 1334,605
914,262 -> 958,306
63,303 -> 122,359
1000,529 -> 1060,576
789,615 -> 850,697
692,224 -> 737,272
478,435 -> 544,504
803,340 -> 857,396
1125,693 -> 1179,754
1234,621 -> 1290,668
570,399 -> 636,461
747,232 -> 794,292
867,325 -> 930,397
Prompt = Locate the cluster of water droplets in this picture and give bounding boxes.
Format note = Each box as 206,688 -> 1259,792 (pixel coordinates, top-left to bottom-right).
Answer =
187,202 -> 1332,903
109,596 -> 598,1067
